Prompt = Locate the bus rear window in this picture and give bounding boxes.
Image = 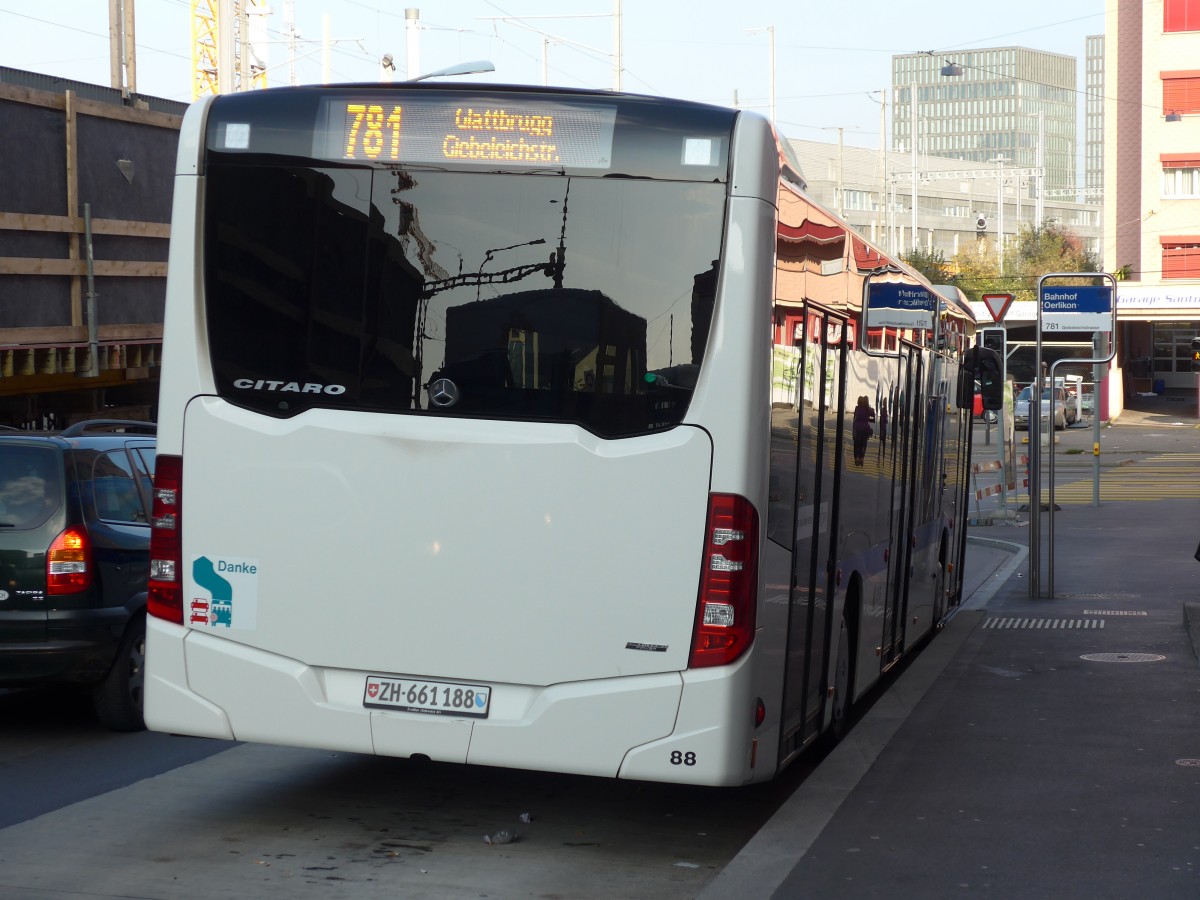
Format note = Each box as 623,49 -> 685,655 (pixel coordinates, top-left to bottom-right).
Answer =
203,164 -> 725,437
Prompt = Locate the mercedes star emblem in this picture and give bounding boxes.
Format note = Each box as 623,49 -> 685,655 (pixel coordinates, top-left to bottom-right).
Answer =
428,378 -> 460,408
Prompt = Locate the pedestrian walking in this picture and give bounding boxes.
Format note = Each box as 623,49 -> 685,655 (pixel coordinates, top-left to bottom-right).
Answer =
852,395 -> 875,466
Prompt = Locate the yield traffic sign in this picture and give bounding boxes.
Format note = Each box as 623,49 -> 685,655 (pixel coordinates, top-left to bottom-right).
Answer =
981,292 -> 1014,322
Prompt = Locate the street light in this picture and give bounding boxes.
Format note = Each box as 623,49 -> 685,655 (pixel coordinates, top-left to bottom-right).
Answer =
904,56 -> 965,250
931,59 -> 1054,231
406,60 -> 495,82
895,54 -> 975,253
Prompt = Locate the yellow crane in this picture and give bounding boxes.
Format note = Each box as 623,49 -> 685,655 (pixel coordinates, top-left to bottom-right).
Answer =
191,0 -> 269,99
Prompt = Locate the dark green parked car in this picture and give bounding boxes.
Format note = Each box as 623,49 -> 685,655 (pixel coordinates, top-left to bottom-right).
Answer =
0,420 -> 155,730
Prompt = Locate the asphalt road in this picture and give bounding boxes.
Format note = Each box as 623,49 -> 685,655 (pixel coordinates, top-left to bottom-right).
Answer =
0,685 -> 821,899
3,402 -> 1194,899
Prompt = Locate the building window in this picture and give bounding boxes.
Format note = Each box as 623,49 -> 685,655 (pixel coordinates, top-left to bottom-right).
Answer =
1163,165 -> 1200,197
1152,323 -> 1200,372
1162,72 -> 1200,115
1161,155 -> 1200,197
842,190 -> 876,212
1161,237 -> 1200,278
1164,0 -> 1200,32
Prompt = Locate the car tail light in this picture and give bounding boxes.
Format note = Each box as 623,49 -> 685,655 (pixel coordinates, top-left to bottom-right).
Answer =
47,525 -> 93,595
148,454 -> 183,624
689,493 -> 759,668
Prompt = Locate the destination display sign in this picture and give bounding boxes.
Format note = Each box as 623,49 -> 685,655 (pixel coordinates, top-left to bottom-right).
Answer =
1040,285 -> 1113,332
316,97 -> 617,168
866,282 -> 934,330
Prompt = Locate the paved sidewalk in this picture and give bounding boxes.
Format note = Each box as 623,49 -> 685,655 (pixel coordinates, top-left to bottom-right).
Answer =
702,416 -> 1200,899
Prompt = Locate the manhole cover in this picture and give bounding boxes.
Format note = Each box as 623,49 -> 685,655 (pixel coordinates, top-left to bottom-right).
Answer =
1080,652 -> 1165,663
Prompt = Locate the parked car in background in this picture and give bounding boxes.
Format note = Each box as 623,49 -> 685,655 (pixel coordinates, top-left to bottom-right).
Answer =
1013,386 -> 1070,430
0,420 -> 155,730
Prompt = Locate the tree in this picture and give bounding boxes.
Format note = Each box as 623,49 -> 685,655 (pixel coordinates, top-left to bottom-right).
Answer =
949,238 -> 1000,302
900,245 -> 952,286
1007,220 -> 1100,302
948,219 -> 1099,303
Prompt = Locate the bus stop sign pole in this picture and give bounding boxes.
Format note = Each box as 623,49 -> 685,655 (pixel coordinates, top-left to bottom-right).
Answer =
1032,273 -> 1117,599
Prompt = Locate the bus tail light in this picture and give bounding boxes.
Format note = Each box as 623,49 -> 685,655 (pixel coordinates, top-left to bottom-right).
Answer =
689,493 -> 758,668
47,525 -> 93,595
148,454 -> 183,624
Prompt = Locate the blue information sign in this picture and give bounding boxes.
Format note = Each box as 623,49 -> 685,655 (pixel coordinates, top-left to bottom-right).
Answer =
867,283 -> 934,330
1040,285 -> 1113,332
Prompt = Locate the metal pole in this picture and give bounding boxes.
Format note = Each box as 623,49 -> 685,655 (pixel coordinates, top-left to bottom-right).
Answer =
1016,173 -> 1022,232
122,0 -> 137,96
405,8 -> 420,81
284,0 -> 297,85
890,179 -> 898,256
877,88 -> 886,247
998,356 -> 1011,518
109,0 -> 122,91
612,0 -> 622,91
836,126 -> 844,217
1030,302 -> 1041,599
1036,111 -> 1045,226
768,25 -> 775,122
238,1 -> 250,91
84,204 -> 99,378
218,0 -> 236,94
910,80 -> 918,249
1036,274 -> 1118,599
1093,331 -> 1105,506
1047,357 -> 1064,596
997,157 -> 1005,274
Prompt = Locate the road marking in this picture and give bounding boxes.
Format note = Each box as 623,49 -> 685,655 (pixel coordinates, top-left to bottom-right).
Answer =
973,453 -> 1200,505
984,617 -> 1106,629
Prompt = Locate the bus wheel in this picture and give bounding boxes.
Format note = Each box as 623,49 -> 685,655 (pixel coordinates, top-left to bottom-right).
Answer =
830,618 -> 851,740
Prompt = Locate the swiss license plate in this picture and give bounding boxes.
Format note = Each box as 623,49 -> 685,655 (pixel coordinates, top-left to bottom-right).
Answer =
363,675 -> 491,718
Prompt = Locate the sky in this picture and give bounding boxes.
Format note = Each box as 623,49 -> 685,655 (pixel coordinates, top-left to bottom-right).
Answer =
0,0 -> 1105,150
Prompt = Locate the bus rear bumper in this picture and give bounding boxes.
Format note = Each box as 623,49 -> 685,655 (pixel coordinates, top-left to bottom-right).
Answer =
618,653 -> 766,786
145,619 -> 762,783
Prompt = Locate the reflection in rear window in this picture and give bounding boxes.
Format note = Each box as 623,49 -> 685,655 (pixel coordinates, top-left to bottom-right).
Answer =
204,165 -> 726,437
0,446 -> 61,529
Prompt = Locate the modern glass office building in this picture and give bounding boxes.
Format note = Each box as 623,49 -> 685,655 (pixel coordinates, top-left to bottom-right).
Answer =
891,48 -> 1077,194
1084,35 -> 1105,204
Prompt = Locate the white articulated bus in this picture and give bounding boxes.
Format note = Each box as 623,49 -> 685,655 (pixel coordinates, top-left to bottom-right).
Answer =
145,83 -> 977,786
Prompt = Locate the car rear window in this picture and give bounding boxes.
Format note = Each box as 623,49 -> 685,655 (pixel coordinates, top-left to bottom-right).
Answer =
91,449 -> 149,524
0,445 -> 62,530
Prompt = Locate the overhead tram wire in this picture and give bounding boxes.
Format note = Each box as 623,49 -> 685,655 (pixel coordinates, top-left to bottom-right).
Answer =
922,49 -> 1179,123
934,11 -> 1105,54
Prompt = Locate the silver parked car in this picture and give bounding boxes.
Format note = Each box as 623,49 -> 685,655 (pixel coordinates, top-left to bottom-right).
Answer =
1013,385 -> 1069,430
